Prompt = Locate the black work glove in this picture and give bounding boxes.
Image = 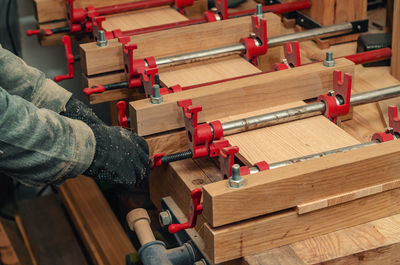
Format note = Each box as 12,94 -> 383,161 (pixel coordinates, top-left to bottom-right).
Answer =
84,124 -> 151,185
61,97 -> 105,126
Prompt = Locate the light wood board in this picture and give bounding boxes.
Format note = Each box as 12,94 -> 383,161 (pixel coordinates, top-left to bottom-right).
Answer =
391,0 -> 400,80
102,7 -> 188,32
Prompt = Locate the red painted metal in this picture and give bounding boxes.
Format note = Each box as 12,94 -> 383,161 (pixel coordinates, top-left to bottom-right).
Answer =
345,48 -> 392,65
54,36 -> 75,82
116,101 -> 129,128
96,0 -> 174,16
240,16 -> 268,65
229,0 -> 311,17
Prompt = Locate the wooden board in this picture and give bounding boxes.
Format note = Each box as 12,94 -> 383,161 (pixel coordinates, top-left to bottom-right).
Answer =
80,13 -> 283,75
391,0 -> 400,80
159,55 -> 261,87
243,213 -> 400,265
378,97 -> 400,127
130,58 -> 355,136
202,187 -> 400,263
58,176 -> 136,265
224,103 -> 359,166
17,195 -> 88,265
202,140 -> 400,227
102,7 -> 188,32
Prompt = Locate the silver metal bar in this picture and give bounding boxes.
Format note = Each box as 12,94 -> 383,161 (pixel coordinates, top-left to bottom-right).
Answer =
268,22 -> 353,47
248,141 -> 379,174
154,22 -> 354,68
222,85 -> 400,135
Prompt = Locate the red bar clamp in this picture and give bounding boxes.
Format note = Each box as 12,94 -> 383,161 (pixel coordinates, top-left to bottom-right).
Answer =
116,101 -> 128,128
273,41 -> 301,70
168,189 -> 203,233
174,0 -> 194,13
240,16 -> 268,65
372,105 -> 400,142
219,146 -> 239,178
177,99 -> 225,158
318,70 -> 352,124
204,0 -> 228,21
54,35 -> 75,82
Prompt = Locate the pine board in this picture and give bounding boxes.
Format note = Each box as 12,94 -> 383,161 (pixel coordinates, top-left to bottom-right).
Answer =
102,7 -> 188,32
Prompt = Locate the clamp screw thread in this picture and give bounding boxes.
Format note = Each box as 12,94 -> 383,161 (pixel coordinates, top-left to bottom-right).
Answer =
231,164 -> 241,181
323,51 -> 335,67
150,84 -> 163,104
96,30 -> 108,47
256,4 -> 264,18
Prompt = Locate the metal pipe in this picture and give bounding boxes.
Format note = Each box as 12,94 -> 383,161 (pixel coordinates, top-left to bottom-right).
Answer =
154,22 -> 353,68
248,141 -> 379,173
222,85 -> 400,135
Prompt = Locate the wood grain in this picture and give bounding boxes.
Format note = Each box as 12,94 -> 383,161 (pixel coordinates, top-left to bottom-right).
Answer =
203,187 -> 400,263
58,176 -> 136,265
378,97 -> 400,127
34,0 -> 66,23
102,7 -> 188,32
391,0 -> 400,80
130,58 -> 355,136
243,214 -> 400,265
202,140 -> 400,227
80,13 -> 282,75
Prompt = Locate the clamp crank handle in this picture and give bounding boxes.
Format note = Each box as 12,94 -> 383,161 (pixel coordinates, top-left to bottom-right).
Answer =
26,28 -> 53,36
152,150 -> 193,168
83,85 -> 106,95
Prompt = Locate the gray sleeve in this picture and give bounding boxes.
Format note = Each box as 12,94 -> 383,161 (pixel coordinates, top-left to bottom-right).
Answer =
0,46 -> 72,113
0,87 -> 96,186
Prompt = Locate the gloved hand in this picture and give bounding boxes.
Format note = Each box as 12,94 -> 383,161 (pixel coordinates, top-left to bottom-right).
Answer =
61,98 -> 105,126
84,123 -> 151,185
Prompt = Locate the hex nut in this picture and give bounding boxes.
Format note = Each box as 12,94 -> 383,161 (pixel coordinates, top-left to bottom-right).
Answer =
150,95 -> 163,104
159,210 -> 172,227
323,60 -> 335,67
228,177 -> 245,188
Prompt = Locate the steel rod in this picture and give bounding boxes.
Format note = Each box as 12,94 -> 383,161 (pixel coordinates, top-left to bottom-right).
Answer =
154,22 -> 354,68
222,84 -> 400,135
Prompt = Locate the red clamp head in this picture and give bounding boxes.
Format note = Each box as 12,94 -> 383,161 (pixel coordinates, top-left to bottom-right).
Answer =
177,99 -> 224,159
142,68 -> 159,97
273,42 -> 301,71
372,105 -> 400,142
318,70 -> 352,124
26,28 -> 53,36
219,146 -> 239,178
54,35 -> 75,82
168,189 -> 203,233
174,0 -> 194,13
92,16 -> 106,37
215,0 -> 228,20
240,16 -> 268,65
116,101 -> 128,128
66,0 -> 86,29
152,153 -> 165,169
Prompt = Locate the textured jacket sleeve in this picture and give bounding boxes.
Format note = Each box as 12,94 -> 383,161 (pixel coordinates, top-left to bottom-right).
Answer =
0,45 -> 72,113
0,87 -> 96,186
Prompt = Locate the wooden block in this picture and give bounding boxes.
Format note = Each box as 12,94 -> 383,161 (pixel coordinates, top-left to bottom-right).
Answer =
102,7 -> 188,32
38,21 -> 69,46
297,179 -> 400,214
391,0 -> 400,80
17,195 -> 88,265
58,176 -> 136,265
202,140 -> 400,227
145,130 -> 187,157
130,58 -> 355,136
202,187 -> 400,263
159,56 -> 261,87
243,213 -> 400,265
80,13 -> 283,75
34,0 -> 66,23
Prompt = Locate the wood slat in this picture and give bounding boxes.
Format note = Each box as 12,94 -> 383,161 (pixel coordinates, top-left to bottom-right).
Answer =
391,0 -> 400,80
80,13 -> 283,75
202,140 -> 400,227
130,58 -> 355,136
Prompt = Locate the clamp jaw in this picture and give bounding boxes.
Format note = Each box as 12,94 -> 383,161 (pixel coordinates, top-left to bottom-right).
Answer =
273,41 -> 301,70
372,105 -> 400,142
54,35 -> 78,82
66,0 -> 99,33
168,189 -> 203,233
240,16 -> 268,65
204,0 -> 228,21
318,70 -> 352,124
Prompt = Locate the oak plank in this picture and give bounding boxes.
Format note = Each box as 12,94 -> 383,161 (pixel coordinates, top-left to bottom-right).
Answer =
130,58 -> 355,136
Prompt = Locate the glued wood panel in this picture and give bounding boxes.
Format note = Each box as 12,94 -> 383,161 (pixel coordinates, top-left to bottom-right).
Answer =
102,7 -> 188,32
243,213 -> 400,265
159,56 -> 261,87
224,102 -> 359,166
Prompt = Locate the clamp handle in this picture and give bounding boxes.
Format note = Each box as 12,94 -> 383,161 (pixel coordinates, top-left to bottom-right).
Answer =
168,189 -> 203,233
117,101 -> 128,128
318,70 -> 352,123
54,35 -> 75,82
26,28 -> 53,36
83,84 -> 105,95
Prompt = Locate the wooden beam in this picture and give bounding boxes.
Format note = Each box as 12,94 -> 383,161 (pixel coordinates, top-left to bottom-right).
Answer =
80,13 -> 283,76
202,140 -> 400,227
130,58 -> 355,136
391,0 -> 400,80
243,213 -> 400,265
202,187 -> 400,263
34,0 -> 66,23
58,176 -> 136,265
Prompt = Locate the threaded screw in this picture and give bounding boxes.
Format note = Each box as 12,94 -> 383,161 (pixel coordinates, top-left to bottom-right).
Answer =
96,30 -> 108,47
256,4 -> 264,18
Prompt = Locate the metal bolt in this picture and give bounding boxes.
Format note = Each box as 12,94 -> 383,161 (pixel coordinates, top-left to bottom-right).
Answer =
193,259 -> 207,265
328,90 -> 335,96
323,51 -> 335,67
150,84 -> 163,104
300,18 -> 305,23
159,210 -> 172,227
250,32 -> 257,39
255,4 -> 264,18
211,7 -> 217,13
96,30 -> 108,47
386,127 -> 394,134
228,164 -> 245,188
